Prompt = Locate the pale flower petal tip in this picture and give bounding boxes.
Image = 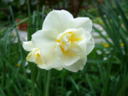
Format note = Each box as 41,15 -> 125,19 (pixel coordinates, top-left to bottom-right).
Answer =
23,9 -> 95,72
23,41 -> 34,51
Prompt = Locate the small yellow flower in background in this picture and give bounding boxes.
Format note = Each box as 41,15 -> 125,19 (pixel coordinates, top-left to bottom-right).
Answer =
102,43 -> 109,48
16,63 -> 20,67
120,43 -> 124,47
23,10 -> 95,72
101,43 -> 124,48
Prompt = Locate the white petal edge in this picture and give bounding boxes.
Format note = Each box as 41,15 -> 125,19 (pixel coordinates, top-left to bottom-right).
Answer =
78,36 -> 95,55
71,17 -> 92,33
85,37 -> 95,55
64,56 -> 87,72
76,28 -> 95,55
23,41 -> 34,51
42,10 -> 74,33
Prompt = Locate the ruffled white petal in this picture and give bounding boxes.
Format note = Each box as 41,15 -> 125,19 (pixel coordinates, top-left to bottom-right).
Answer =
64,56 -> 87,72
71,17 -> 92,33
42,10 -> 73,33
32,30 -> 62,70
78,33 -> 95,55
37,48 -> 63,70
23,41 -> 34,51
85,37 -> 95,55
57,43 -> 82,66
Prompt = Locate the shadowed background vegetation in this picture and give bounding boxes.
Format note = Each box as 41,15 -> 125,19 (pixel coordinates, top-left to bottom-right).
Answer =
0,0 -> 128,96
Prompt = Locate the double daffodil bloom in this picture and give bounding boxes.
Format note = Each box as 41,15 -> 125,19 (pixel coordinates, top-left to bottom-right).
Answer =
23,10 -> 94,72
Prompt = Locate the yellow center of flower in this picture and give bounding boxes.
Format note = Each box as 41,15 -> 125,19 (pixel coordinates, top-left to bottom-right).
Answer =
56,31 -> 83,54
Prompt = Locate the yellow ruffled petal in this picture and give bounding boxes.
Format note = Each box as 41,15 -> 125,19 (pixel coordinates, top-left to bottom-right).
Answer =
26,48 -> 42,65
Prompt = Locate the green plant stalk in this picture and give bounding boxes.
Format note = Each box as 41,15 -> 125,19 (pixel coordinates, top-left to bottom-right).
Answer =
45,71 -> 51,96
86,74 -> 96,96
117,76 -> 128,96
27,0 -> 32,41
27,0 -> 36,95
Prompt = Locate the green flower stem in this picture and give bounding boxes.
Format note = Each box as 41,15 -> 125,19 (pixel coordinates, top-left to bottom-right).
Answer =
45,71 -> 51,96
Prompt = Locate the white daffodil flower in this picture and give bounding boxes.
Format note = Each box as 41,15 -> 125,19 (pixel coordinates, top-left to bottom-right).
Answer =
23,10 -> 95,72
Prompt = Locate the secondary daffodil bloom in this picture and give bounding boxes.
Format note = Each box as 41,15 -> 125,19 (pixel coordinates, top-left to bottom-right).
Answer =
23,10 -> 94,72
